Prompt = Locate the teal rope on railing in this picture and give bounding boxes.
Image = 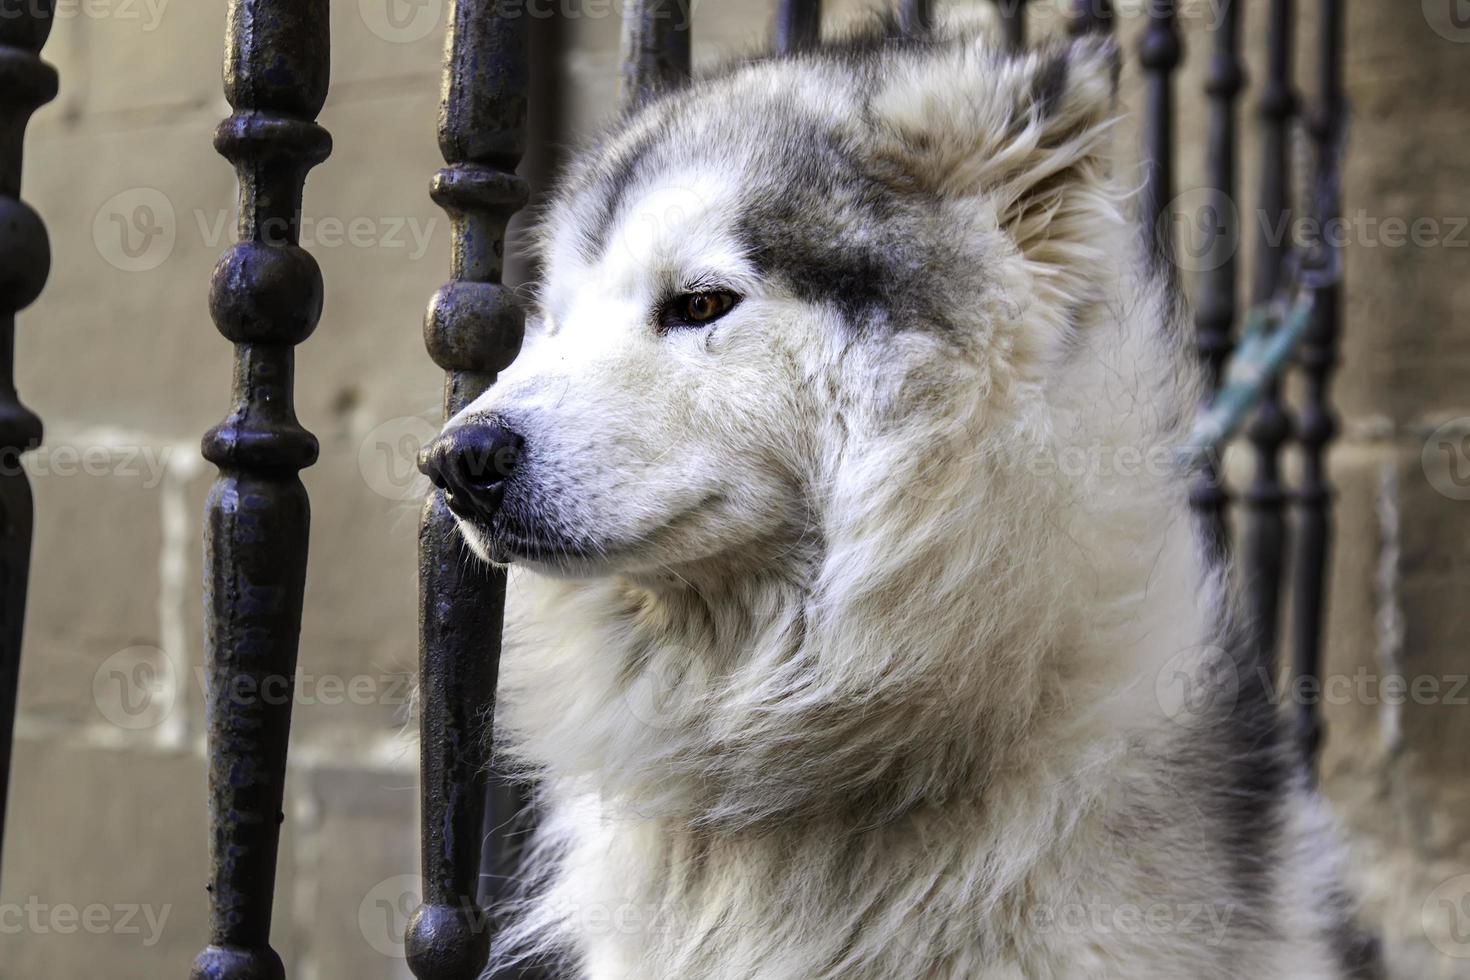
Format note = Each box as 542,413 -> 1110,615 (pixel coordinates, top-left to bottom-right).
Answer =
1179,290 -> 1318,466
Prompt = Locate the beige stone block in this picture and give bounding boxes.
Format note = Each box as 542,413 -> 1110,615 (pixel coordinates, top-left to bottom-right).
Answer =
302,89 -> 448,431
74,0 -> 226,121
0,738 -> 296,978
293,438 -> 422,746
24,0 -> 222,139
286,765 -> 419,979
20,114 -> 235,440
1315,442 -> 1402,770
331,0 -> 449,93
16,436 -> 171,728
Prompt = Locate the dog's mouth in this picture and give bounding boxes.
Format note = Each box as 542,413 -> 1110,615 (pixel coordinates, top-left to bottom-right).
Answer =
483,526 -> 603,566
454,493 -> 725,574
451,510 -> 602,570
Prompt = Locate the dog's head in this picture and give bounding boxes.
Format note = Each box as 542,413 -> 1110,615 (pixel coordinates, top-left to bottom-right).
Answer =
422,27 -> 1123,582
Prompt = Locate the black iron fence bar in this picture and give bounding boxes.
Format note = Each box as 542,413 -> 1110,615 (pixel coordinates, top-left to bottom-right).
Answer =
0,0 -> 55,889
1291,0 -> 1345,773
191,1 -> 331,978
1190,0 -> 1243,558
621,0 -> 691,107
405,2 -> 530,977
622,1 -> 692,111
1067,0 -> 1113,36
900,0 -> 932,34
777,0 -> 822,53
1243,0 -> 1298,664
994,1 -> 1027,50
1138,0 -> 1180,256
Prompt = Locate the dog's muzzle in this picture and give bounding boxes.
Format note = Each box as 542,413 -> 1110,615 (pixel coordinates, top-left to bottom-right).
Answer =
418,420 -> 523,523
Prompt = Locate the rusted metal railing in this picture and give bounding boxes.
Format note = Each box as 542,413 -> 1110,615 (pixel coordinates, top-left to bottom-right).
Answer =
0,0 -> 54,889
1067,0 -> 1114,37
1243,0 -> 1299,665
1291,0 -> 1346,773
994,0 -> 1027,50
622,0 -> 692,106
192,1 -> 331,978
406,2 -> 530,977
1139,0 -> 1181,255
778,0 -> 822,53
1190,0 -> 1244,559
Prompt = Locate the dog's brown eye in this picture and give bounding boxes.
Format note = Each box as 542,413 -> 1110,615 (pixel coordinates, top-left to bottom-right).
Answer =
664,290 -> 739,330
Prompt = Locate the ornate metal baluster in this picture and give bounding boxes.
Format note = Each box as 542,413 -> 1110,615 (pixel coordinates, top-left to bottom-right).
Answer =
473,13 -> 566,979
405,2 -> 529,978
622,0 -> 691,106
1067,0 -> 1113,36
900,0 -> 932,34
1291,0 -> 1345,773
994,0 -> 1027,50
1189,0 -> 1243,558
1244,0 -> 1297,664
191,2 -> 330,978
1139,0 -> 1181,256
777,0 -> 821,53
0,0 -> 54,886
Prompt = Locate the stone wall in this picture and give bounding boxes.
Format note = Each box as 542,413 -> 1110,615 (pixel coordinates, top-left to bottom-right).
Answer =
1,1 -> 1466,976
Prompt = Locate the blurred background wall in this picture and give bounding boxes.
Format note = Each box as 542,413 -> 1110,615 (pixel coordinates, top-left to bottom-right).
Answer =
1,1 -> 1467,976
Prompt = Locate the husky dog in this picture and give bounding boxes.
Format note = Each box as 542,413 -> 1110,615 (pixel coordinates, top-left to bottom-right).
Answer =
419,15 -> 1377,980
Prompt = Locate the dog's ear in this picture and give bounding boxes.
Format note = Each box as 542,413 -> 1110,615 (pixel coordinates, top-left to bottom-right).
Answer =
867,35 -> 1122,281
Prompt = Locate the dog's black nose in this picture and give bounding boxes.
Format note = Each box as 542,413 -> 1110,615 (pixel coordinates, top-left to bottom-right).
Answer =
418,421 -> 523,521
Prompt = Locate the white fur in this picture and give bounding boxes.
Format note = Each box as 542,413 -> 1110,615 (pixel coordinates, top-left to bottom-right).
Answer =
442,21 -> 1368,980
